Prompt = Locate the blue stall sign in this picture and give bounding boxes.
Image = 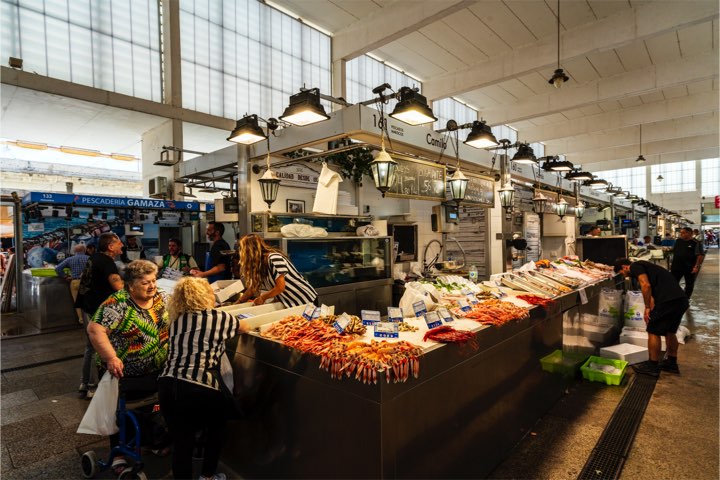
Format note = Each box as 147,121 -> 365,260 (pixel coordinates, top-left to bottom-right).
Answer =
22,192 -> 201,211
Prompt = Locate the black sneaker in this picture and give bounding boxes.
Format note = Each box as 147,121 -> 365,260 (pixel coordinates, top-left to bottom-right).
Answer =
632,361 -> 660,377
659,359 -> 680,374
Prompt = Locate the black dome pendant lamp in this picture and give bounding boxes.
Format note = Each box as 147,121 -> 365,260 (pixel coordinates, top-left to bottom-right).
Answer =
548,0 -> 569,88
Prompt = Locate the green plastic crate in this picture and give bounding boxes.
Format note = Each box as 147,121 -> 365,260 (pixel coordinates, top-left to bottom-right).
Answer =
581,355 -> 628,385
540,350 -> 588,377
30,268 -> 58,277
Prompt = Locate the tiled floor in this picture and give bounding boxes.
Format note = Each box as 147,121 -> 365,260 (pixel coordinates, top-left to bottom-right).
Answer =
1,250 -> 717,479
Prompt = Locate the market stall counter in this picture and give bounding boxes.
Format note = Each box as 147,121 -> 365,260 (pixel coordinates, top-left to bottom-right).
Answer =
20,271 -> 77,331
219,273 -> 622,479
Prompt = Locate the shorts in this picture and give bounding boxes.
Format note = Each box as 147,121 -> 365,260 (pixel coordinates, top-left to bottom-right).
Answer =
647,297 -> 689,336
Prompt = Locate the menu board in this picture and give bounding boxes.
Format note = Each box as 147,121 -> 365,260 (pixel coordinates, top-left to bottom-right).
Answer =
458,172 -> 495,207
386,156 -> 446,201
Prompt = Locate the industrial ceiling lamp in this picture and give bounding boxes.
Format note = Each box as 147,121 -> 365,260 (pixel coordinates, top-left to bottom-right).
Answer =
636,124 -> 646,162
532,190 -> 548,214
279,88 -> 330,126
389,87 -> 437,126
511,143 -> 537,165
548,0 -> 569,88
370,104 -> 398,198
657,174 -> 664,182
227,114 -> 267,144
566,169 -> 593,181
447,128 -> 469,204
258,124 -> 281,209
575,201 -> 586,219
585,176 -> 608,190
543,156 -> 573,172
463,120 -> 499,149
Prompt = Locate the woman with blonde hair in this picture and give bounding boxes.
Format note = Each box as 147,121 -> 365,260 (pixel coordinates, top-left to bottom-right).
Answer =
159,277 -> 248,480
236,234 -> 318,307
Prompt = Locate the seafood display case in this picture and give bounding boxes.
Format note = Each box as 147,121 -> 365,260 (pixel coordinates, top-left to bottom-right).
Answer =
278,236 -> 393,316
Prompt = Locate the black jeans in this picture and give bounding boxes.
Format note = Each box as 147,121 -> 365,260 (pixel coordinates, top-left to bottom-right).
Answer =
671,269 -> 697,299
158,377 -> 227,479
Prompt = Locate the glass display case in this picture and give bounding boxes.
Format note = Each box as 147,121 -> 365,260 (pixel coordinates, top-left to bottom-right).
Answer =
278,236 -> 392,288
251,212 -> 372,237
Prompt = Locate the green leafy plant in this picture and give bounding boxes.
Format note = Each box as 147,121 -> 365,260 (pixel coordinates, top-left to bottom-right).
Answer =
325,147 -> 374,186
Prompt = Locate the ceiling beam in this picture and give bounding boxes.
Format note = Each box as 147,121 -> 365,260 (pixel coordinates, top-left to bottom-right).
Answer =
332,0 -> 477,63
422,1 -> 719,100
519,90 -> 718,143
570,133 -> 718,166
480,52 -> 717,126
544,113 -> 718,155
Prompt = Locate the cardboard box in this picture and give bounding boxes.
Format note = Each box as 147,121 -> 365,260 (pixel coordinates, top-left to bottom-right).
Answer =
211,280 -> 245,304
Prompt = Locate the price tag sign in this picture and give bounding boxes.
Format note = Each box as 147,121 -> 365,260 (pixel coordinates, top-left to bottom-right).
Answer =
361,309 -> 381,326
235,313 -> 254,319
579,288 -> 589,305
319,304 -> 331,317
457,298 -> 472,312
412,300 -> 428,318
461,287 -> 472,295
437,307 -> 454,323
374,321 -> 399,338
466,293 -> 479,305
302,304 -> 317,321
333,313 -> 351,334
387,307 -> 404,323
424,311 -> 442,329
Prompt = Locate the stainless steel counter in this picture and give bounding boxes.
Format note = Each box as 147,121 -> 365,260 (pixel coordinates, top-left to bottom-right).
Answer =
221,275 -> 622,478
20,272 -> 79,331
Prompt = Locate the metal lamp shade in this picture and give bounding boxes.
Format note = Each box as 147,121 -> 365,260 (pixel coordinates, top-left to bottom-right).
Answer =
498,186 -> 515,212
370,149 -> 398,197
463,121 -> 499,149
279,88 -> 330,126
586,178 -> 608,190
548,68 -> 569,88
447,169 -> 469,203
575,202 -> 585,218
554,196 -> 569,218
511,144 -> 537,164
532,191 -> 548,214
258,169 -> 281,209
227,114 -> 266,144
389,87 -> 437,126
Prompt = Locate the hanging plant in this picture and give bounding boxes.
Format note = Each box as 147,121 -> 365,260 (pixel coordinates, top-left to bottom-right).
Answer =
325,147 -> 374,186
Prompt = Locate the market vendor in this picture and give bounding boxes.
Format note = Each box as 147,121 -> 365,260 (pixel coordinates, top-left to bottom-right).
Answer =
160,238 -> 198,276
190,221 -> 231,283
236,234 -> 318,307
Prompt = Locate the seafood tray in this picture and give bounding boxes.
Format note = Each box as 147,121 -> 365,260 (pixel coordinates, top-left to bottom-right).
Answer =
524,271 -> 572,293
501,274 -> 551,297
537,270 -> 582,288
518,273 -> 563,296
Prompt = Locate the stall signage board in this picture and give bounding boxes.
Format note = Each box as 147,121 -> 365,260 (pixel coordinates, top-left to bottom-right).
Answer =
374,321 -> 399,338
333,313 -> 351,334
387,307 -> 404,322
385,157 -> 446,201
22,192 -> 201,211
361,310 -> 381,326
274,161 -> 321,190
424,311 -> 442,329
437,307 -> 454,323
412,301 -> 428,317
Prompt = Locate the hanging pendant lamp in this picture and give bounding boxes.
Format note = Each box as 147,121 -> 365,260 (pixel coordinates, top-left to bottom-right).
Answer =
548,0 -> 569,88
370,123 -> 398,197
532,190 -> 548,214
636,124 -> 646,162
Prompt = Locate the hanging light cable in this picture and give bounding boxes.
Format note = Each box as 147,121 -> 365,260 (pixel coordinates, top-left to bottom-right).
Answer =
258,123 -> 281,209
636,124 -> 646,162
548,0 -> 569,88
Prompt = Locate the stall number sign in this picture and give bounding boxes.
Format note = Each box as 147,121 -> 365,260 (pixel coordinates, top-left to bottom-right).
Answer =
424,311 -> 442,329
437,307 -> 454,323
412,301 -> 428,318
387,307 -> 404,323
466,293 -> 479,305
361,310 -> 381,326
457,299 -> 472,312
333,313 -> 352,334
302,304 -> 318,321
374,321 -> 399,338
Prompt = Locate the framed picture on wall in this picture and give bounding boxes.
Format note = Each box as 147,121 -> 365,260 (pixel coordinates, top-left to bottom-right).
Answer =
286,199 -> 305,213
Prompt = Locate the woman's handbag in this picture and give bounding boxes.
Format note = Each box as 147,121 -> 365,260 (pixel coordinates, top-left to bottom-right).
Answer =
77,371 -> 120,435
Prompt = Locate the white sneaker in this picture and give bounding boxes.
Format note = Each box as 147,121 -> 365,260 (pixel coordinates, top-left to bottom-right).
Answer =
85,389 -> 95,400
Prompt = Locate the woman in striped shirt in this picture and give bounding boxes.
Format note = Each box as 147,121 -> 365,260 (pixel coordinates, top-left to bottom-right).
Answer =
236,234 -> 318,307
159,277 -> 248,480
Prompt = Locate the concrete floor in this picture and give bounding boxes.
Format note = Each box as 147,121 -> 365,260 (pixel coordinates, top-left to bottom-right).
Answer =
1,250 -> 717,479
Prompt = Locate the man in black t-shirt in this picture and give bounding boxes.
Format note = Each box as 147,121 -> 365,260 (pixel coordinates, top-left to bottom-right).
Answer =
614,259 -> 689,377
671,227 -> 705,299
190,221 -> 231,284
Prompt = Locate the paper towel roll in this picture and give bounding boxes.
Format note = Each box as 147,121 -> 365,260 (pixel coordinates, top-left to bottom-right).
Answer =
371,220 -> 388,236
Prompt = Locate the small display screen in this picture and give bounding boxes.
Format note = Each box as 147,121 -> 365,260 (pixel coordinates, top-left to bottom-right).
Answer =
445,205 -> 459,222
129,224 -> 143,232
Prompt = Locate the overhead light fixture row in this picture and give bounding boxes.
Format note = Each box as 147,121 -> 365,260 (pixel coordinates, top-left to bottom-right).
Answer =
389,87 -> 437,126
279,88 -> 330,126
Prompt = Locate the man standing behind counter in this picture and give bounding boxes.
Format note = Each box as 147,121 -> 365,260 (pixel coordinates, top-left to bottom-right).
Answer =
161,238 -> 198,276
191,221 -> 231,284
671,227 -> 705,299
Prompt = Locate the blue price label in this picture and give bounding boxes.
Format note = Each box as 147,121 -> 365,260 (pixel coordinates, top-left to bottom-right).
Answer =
235,313 -> 255,319
333,313 -> 351,334
387,307 -> 404,323
374,321 -> 399,338
466,293 -> 479,305
361,309 -> 381,326
437,307 -> 454,323
302,304 -> 317,321
424,311 -> 442,329
457,299 -> 472,312
412,300 -> 428,318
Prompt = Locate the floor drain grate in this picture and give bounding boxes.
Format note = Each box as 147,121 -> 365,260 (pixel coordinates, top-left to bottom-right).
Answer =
577,374 -> 657,480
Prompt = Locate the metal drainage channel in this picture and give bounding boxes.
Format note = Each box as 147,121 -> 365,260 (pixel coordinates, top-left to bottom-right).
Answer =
577,374 -> 658,480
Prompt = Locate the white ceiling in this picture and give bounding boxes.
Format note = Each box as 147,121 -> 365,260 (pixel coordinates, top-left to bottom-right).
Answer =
0,0 -> 717,176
